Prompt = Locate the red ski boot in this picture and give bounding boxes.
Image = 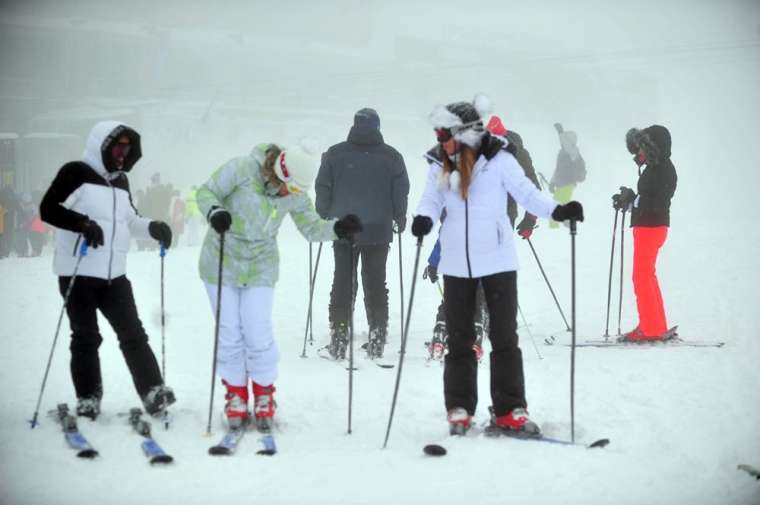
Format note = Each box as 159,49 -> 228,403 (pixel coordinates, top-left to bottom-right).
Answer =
493,407 -> 540,436
447,407 -> 472,436
252,382 -> 276,432
223,381 -> 249,428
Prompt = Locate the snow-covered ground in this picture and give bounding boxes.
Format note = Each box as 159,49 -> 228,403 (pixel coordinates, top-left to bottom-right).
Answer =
1,175 -> 759,505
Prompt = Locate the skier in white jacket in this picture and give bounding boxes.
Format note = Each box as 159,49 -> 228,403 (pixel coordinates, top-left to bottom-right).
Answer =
411,100 -> 584,436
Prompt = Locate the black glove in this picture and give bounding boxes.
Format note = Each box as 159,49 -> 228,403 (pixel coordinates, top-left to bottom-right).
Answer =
618,186 -> 636,207
148,221 -> 172,249
422,265 -> 438,283
80,219 -> 104,249
552,201 -> 584,222
516,213 -> 537,240
334,214 -> 363,240
612,193 -> 624,211
209,207 -> 232,234
411,215 -> 433,238
393,216 -> 407,234
554,122 -> 564,134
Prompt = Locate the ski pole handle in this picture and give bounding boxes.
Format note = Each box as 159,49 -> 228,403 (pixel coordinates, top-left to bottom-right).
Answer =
79,241 -> 89,256
160,241 -> 166,257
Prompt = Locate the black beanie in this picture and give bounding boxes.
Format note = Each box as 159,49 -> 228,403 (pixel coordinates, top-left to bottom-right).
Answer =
354,108 -> 380,130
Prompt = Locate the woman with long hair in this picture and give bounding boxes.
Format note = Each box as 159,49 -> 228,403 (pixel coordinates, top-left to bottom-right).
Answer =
411,100 -> 584,436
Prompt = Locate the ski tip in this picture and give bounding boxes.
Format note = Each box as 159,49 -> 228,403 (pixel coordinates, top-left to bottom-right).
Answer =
149,454 -> 174,465
256,449 -> 276,456
423,444 -> 447,457
77,449 -> 99,459
208,446 -> 232,456
588,438 -> 610,449
376,363 -> 395,369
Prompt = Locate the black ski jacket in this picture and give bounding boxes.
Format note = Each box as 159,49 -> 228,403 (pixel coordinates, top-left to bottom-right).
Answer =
315,124 -> 409,245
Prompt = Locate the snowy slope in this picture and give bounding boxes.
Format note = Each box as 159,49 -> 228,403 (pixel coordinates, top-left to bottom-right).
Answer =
1,185 -> 759,505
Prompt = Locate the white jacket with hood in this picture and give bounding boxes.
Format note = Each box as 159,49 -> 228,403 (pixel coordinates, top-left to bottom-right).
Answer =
40,120 -> 153,279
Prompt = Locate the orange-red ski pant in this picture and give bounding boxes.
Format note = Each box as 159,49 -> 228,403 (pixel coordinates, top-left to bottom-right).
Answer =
632,226 -> 668,337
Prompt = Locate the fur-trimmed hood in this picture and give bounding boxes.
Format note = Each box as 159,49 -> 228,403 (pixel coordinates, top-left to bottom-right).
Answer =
626,124 -> 671,164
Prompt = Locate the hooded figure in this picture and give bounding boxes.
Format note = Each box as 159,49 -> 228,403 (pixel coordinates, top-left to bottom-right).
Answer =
613,124 -> 677,341
38,120 -> 175,420
315,107 -> 409,360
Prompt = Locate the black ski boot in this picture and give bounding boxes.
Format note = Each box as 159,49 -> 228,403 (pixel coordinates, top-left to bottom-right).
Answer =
425,321 -> 447,361
367,327 -> 387,359
76,396 -> 101,421
142,385 -> 176,416
327,322 -> 348,360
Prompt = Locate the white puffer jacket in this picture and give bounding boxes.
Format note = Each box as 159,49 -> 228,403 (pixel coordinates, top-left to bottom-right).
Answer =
41,121 -> 153,279
415,149 -> 557,278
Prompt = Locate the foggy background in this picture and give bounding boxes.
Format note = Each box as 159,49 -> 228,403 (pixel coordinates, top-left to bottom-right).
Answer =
2,0 -> 759,200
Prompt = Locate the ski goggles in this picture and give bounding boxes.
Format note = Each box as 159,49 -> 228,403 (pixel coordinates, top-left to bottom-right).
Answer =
435,128 -> 453,143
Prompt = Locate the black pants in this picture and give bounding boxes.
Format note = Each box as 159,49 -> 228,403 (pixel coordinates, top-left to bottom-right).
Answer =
435,284 -> 487,327
59,275 -> 163,400
329,241 -> 389,333
443,271 -> 525,417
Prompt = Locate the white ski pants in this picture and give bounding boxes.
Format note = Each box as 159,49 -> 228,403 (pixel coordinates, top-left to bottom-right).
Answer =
204,283 -> 279,387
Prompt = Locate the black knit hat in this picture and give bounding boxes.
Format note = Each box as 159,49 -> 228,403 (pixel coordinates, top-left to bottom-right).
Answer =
353,108 -> 380,130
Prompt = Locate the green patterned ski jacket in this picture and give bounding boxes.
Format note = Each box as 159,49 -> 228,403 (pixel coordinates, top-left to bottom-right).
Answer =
197,144 -> 337,288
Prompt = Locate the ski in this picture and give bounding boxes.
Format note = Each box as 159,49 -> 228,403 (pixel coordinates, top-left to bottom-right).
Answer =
128,408 -> 173,464
254,417 -> 277,455
569,339 -> 724,348
55,404 -> 98,459
738,464 -> 760,480
483,424 -> 609,448
257,433 -> 277,456
316,346 -> 359,370
209,424 -> 246,456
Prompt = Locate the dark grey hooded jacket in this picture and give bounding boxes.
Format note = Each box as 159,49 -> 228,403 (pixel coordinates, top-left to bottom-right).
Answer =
315,120 -> 409,245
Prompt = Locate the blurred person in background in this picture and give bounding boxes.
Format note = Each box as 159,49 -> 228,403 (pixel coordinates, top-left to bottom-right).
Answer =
0,185 -> 22,258
170,189 -> 185,247
548,123 -> 586,228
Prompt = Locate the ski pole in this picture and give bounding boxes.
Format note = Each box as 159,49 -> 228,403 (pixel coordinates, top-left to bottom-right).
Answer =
29,241 -> 89,429
159,241 -> 169,429
525,237 -> 571,332
205,232 -> 225,436
617,210 -> 626,336
517,304 -> 543,360
569,219 -> 578,443
603,209 -> 619,340
348,240 -> 357,434
383,235 -> 424,449
300,242 -> 323,358
397,230 -> 404,352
